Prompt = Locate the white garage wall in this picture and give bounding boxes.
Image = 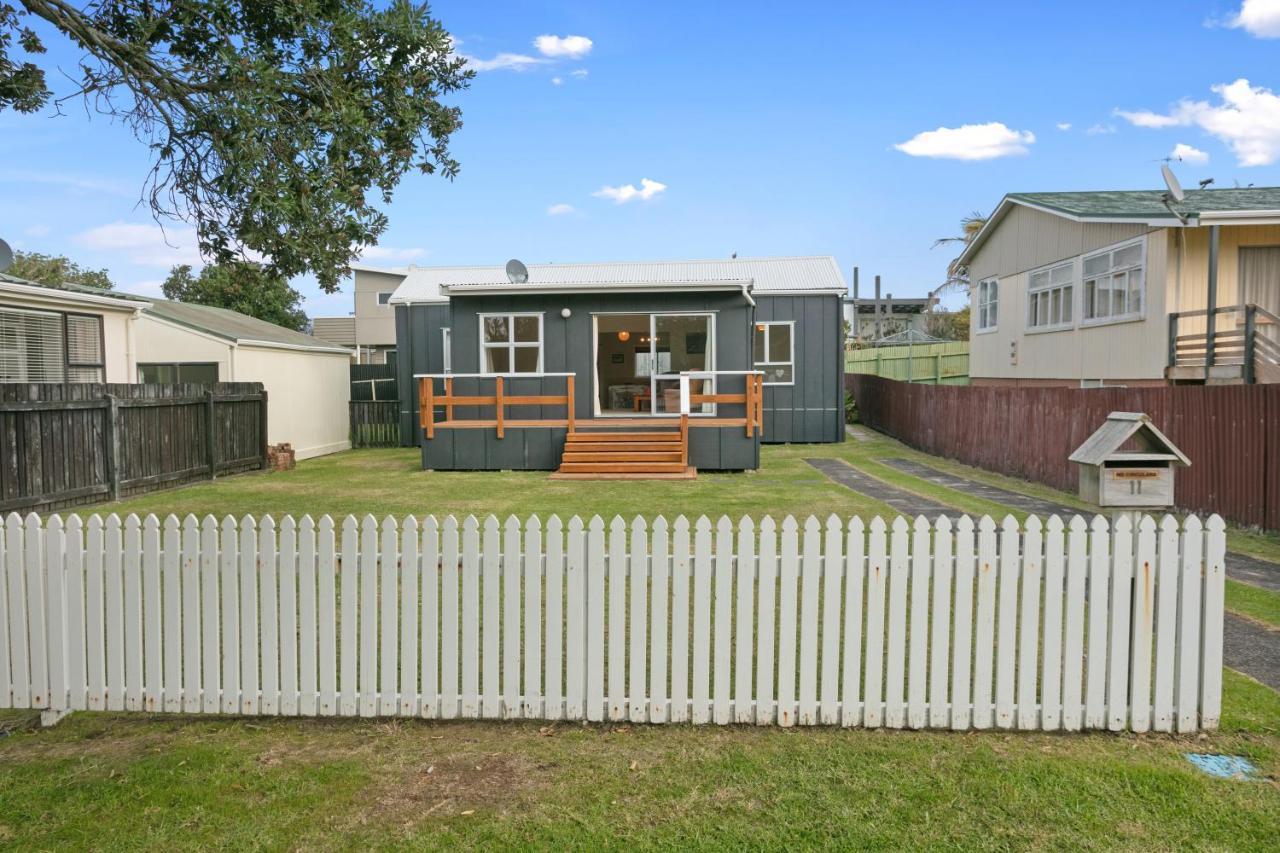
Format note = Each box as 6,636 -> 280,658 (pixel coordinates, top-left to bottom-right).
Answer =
235,345 -> 351,459
133,314 -> 234,378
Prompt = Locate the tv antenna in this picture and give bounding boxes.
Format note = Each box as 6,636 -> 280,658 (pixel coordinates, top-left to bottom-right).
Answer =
1160,163 -> 1189,224
0,239 -> 12,273
505,258 -> 529,284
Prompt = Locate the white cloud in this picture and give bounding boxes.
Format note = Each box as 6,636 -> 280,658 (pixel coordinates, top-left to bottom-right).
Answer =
1086,123 -> 1117,135
462,51 -> 547,72
1056,122 -> 1072,131
1171,143 -> 1210,164
0,170 -> 133,197
1116,79 -> 1280,166
75,221 -> 205,267
1228,0 -> 1280,38
534,35 -> 593,58
547,203 -> 576,215
357,245 -> 427,263
592,178 -> 668,203
126,279 -> 167,298
551,76 -> 564,86
571,69 -> 589,79
894,122 -> 1035,160
24,224 -> 50,237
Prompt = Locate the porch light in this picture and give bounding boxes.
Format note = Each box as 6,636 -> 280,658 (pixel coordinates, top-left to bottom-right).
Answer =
617,330 -> 631,342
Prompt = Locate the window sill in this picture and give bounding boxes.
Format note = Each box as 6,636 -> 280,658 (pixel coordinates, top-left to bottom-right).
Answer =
1080,313 -> 1145,329
974,326 -> 999,335
1024,324 -> 1075,336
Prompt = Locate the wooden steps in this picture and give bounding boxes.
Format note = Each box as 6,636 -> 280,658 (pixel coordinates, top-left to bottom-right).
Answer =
550,428 -> 695,480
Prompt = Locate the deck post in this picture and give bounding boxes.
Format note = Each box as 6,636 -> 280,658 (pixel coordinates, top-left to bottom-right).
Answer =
755,374 -> 764,437
1244,304 -> 1257,385
495,375 -> 505,439
680,413 -> 689,468
420,378 -> 434,439
744,374 -> 754,437
445,376 -> 454,424
565,374 -> 576,435
1167,312 -> 1179,370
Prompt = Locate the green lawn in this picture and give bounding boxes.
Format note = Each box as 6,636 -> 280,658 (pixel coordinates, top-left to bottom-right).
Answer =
5,431 -> 1273,848
1,669 -> 1277,850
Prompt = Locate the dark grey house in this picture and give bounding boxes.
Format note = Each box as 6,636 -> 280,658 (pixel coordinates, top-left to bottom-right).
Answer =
389,256 -> 846,475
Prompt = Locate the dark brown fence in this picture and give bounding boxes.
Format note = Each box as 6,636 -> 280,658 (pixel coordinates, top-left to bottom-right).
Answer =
349,400 -> 400,447
0,383 -> 267,513
848,375 -> 1280,531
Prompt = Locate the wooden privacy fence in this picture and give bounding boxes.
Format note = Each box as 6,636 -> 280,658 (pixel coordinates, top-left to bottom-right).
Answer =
2,511 -> 1224,733
0,383 -> 267,513
849,375 -> 1280,531
349,401 -> 400,448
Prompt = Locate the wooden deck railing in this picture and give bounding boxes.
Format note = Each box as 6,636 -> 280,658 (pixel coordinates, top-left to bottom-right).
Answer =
1168,304 -> 1280,384
678,371 -> 764,437
416,373 -> 576,439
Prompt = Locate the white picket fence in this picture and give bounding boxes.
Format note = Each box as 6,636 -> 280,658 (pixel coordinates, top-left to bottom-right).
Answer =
0,511 -> 1225,732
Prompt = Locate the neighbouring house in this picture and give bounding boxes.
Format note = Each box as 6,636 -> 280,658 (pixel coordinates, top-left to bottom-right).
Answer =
309,261 -> 409,365
386,256 -> 847,476
959,187 -> 1280,387
0,274 -> 353,460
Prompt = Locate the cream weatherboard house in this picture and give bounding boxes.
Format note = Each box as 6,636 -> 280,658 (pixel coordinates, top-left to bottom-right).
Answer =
310,261 -> 411,364
0,274 -> 352,460
959,187 -> 1280,386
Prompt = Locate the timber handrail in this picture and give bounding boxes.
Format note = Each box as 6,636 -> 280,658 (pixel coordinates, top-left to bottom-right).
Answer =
677,370 -> 764,437
1169,304 -> 1279,384
418,373 -> 576,439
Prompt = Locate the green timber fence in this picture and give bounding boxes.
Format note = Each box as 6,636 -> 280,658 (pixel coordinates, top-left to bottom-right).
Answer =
845,341 -> 969,385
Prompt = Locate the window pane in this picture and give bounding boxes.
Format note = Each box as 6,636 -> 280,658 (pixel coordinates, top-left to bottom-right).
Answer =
1083,254 -> 1109,276
1115,243 -> 1142,267
66,315 -> 103,365
989,280 -> 998,300
1030,271 -> 1048,289
485,347 -> 509,372
765,364 -> 793,383
513,346 -> 539,373
1112,272 -> 1128,315
989,297 -> 997,325
0,308 -> 64,382
1084,280 -> 1096,318
179,364 -> 219,383
754,326 -> 766,361
514,315 -> 539,342
1128,269 -> 1144,315
1051,264 -> 1073,285
1050,290 -> 1061,325
1062,286 -> 1073,322
483,316 -> 509,344
768,324 -> 791,362
377,292 -> 393,305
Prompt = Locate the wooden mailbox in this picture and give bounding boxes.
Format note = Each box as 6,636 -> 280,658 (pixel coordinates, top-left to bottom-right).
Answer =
1068,412 -> 1190,510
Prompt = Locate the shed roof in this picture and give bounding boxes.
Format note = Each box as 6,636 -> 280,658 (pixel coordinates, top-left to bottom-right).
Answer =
388,255 -> 846,303
1068,412 -> 1190,467
140,298 -> 350,353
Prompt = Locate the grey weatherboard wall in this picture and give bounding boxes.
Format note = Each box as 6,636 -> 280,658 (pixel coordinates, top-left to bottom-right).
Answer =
394,288 -> 843,469
754,294 -> 844,444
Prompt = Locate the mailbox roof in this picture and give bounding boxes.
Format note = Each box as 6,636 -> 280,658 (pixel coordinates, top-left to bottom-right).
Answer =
1068,412 -> 1191,467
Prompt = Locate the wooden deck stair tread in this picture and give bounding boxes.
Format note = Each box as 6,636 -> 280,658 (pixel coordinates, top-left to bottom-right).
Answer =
552,426 -> 695,480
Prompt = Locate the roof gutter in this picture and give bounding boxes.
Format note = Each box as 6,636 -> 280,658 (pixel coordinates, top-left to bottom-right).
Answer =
0,279 -> 150,310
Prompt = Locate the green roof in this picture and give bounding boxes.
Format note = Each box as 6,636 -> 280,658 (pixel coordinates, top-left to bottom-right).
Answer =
1008,186 -> 1280,219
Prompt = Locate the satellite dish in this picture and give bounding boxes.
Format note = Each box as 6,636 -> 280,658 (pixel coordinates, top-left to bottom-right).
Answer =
505,258 -> 529,284
1161,163 -> 1186,203
0,239 -> 12,273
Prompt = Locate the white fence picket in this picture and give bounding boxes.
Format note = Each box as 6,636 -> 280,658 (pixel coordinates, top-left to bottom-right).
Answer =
797,517 -> 821,726
649,516 -> 670,724
713,516 -> 733,725
735,517 -> 756,725
691,517 -> 713,725
630,517 -> 649,723
0,511 -> 1223,735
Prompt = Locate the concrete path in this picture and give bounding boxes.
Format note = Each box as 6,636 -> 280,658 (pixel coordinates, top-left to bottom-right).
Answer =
807,456 -> 1280,693
805,458 -> 955,518
879,458 -> 1280,594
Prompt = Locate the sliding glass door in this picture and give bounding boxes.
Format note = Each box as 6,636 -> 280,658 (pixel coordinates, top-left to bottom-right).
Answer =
594,312 -> 713,416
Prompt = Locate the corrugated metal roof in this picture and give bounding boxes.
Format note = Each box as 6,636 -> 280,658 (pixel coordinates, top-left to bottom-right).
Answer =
142,298 -> 350,352
389,256 -> 846,302
1068,412 -> 1190,466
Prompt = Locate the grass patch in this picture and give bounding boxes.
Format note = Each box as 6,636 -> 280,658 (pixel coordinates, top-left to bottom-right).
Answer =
0,670 -> 1277,849
1226,580 -> 1280,629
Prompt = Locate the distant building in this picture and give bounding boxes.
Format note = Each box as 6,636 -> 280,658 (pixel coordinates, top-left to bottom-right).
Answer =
309,262 -> 417,364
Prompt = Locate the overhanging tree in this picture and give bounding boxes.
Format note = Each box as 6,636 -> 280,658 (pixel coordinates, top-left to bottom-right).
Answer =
7,250 -> 114,288
2,1 -> 471,292
162,262 -> 308,331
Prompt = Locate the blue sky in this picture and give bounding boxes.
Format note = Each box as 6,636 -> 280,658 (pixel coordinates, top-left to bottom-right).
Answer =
3,1 -> 1280,316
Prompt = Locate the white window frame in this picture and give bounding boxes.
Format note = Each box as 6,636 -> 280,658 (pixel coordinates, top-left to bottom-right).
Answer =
975,278 -> 998,333
478,312 -> 543,374
753,320 -> 795,386
376,291 -> 394,306
441,327 -> 452,373
1026,259 -> 1076,333
1081,236 -> 1146,326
